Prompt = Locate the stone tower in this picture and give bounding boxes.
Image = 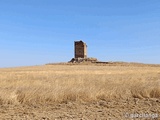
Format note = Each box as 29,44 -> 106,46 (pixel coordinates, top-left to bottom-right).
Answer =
74,40 -> 87,58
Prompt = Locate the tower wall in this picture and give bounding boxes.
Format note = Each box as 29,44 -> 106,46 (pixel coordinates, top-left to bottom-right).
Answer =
74,41 -> 87,58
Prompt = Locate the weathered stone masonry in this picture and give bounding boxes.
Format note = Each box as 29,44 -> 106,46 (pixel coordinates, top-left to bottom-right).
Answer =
74,40 -> 87,58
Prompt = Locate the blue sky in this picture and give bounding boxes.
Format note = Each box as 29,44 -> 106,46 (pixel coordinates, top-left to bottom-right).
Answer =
0,0 -> 160,67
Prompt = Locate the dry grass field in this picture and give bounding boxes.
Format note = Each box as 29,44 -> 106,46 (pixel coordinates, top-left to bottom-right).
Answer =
0,64 -> 160,119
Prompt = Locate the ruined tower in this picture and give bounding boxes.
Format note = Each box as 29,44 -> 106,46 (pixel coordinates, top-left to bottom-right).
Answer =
74,40 -> 87,58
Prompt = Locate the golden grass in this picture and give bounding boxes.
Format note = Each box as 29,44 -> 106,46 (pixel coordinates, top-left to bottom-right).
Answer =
0,65 -> 160,105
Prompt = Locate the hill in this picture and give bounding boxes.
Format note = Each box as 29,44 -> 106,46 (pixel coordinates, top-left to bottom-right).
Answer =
0,64 -> 160,119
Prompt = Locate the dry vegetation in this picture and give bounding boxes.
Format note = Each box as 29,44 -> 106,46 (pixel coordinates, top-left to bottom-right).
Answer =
0,64 -> 160,119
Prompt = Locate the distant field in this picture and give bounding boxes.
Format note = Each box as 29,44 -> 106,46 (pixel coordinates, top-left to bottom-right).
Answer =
0,64 -> 160,119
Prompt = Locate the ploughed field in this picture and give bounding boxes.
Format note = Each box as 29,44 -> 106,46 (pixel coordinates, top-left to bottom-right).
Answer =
0,64 -> 160,119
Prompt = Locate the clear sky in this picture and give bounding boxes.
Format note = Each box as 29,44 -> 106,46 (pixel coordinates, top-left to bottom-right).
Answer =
0,0 -> 160,67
